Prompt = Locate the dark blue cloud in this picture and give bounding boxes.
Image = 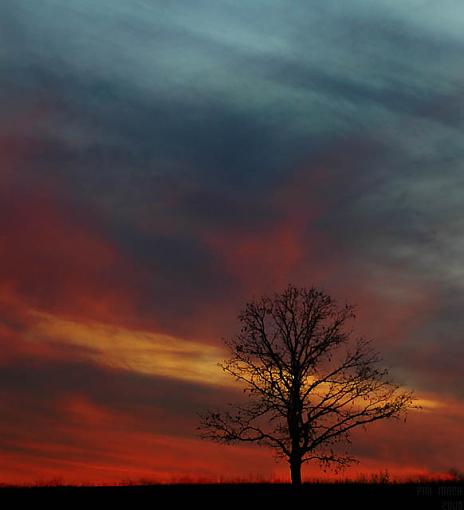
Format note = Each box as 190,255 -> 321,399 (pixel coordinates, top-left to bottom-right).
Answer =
1,0 -> 464,398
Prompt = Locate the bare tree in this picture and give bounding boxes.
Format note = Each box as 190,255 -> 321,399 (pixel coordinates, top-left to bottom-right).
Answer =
198,285 -> 416,485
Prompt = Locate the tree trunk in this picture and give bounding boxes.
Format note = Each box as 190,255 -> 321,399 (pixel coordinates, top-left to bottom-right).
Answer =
290,457 -> 302,486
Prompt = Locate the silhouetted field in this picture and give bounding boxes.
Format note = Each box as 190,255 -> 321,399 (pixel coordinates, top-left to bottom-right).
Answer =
1,482 -> 463,508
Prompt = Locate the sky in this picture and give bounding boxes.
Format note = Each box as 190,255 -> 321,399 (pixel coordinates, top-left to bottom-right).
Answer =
1,0 -> 464,484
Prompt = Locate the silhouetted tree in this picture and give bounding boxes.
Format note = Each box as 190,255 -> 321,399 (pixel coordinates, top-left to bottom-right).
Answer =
198,285 -> 415,486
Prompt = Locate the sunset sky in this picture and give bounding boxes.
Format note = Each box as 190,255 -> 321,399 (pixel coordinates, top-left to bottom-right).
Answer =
1,0 -> 464,484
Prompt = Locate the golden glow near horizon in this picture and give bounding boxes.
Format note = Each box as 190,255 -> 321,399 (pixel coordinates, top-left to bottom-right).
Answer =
24,310 -> 442,410
27,310 -> 233,387
412,398 -> 444,411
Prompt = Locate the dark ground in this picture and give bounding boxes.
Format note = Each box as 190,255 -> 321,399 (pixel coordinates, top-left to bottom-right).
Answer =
1,482 -> 463,508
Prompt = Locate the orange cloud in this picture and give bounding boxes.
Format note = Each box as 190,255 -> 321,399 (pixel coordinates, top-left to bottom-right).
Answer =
1,132 -> 462,486
26,311 -> 231,387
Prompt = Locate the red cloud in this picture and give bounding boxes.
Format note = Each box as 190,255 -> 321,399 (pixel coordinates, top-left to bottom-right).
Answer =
0,135 -> 151,331
0,133 -> 461,485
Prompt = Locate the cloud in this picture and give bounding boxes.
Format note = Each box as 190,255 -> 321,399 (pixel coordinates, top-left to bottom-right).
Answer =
348,399 -> 464,475
29,311 -> 230,386
1,0 -> 464,482
0,352 -> 276,484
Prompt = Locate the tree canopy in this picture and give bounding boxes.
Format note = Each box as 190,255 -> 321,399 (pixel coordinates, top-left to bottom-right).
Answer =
199,285 -> 416,485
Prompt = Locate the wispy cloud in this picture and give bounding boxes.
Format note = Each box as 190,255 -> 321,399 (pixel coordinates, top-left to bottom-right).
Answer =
29,311 -> 230,387
1,0 -> 464,482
